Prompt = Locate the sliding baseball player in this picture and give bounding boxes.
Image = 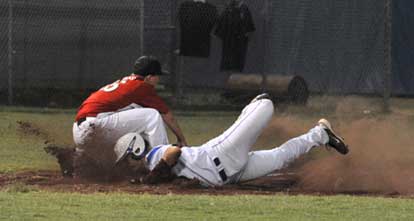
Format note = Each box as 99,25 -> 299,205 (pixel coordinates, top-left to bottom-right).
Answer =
114,93 -> 349,186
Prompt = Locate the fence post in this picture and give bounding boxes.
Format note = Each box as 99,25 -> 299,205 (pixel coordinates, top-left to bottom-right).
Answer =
8,0 -> 13,105
261,0 -> 270,91
173,1 -> 183,104
383,0 -> 392,112
140,0 -> 145,55
170,0 -> 181,105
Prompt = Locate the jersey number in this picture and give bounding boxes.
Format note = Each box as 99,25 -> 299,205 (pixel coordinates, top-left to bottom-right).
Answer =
100,75 -> 137,92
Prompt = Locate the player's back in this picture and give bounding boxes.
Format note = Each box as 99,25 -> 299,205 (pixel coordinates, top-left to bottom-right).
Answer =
75,74 -> 154,121
146,145 -> 225,186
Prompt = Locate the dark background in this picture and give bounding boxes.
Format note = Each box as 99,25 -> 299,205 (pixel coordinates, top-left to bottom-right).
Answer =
0,0 -> 413,106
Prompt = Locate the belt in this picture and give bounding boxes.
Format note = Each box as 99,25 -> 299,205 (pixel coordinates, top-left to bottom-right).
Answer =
76,117 -> 87,126
213,157 -> 228,182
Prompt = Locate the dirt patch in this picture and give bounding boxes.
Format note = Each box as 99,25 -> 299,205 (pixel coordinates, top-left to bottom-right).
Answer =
38,147 -> 305,195
0,170 -> 301,195
17,121 -> 44,137
0,170 -> 408,197
17,120 -> 51,142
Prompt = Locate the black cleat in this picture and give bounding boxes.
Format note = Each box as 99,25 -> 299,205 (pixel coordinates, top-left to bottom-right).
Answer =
318,119 -> 349,155
250,93 -> 271,103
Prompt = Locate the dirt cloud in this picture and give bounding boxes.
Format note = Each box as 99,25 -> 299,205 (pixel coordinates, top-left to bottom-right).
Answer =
263,113 -> 414,195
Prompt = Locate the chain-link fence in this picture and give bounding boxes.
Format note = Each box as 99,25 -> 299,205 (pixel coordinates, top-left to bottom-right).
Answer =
1,0 -> 412,109
0,0 -> 145,105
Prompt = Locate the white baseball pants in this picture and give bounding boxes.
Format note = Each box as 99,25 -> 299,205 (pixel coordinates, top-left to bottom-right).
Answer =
72,107 -> 169,163
238,125 -> 328,182
203,98 -> 328,183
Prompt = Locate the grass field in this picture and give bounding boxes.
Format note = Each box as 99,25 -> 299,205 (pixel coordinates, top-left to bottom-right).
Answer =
1,96 -> 414,220
1,192 -> 414,221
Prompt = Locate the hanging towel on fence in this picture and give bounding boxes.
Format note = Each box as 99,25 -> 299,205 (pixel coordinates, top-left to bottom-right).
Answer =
178,1 -> 218,57
215,0 -> 255,71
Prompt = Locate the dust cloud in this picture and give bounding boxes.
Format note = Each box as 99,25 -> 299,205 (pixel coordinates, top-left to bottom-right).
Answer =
261,109 -> 414,195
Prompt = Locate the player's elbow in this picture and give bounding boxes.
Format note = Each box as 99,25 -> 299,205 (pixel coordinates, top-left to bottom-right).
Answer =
163,111 -> 179,122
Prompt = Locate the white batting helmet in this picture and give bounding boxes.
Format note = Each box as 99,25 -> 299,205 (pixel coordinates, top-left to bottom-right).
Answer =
114,132 -> 147,164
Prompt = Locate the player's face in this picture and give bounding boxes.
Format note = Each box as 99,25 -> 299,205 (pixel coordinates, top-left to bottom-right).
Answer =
144,75 -> 160,86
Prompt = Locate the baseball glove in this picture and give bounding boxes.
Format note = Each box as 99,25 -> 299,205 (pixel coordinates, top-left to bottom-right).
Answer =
140,159 -> 176,184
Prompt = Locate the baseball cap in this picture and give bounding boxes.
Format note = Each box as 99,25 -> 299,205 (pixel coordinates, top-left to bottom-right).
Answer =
133,56 -> 169,76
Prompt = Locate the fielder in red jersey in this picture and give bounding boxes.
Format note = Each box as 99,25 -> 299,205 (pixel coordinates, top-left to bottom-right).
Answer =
71,56 -> 187,177
75,74 -> 169,121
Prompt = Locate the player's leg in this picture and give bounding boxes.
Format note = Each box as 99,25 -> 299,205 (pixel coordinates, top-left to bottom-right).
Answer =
96,107 -> 169,148
72,121 -> 116,174
72,120 -> 103,160
237,119 -> 348,182
72,107 -> 168,170
202,94 -> 274,176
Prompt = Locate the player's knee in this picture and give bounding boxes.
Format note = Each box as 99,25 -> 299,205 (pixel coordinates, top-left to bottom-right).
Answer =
143,108 -> 163,124
147,108 -> 162,118
261,99 -> 274,116
262,99 -> 274,109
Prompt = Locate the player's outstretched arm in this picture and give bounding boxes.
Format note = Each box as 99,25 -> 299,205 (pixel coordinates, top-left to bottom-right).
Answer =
162,111 -> 188,147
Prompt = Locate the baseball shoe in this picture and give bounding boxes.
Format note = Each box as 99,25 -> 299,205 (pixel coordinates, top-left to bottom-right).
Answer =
250,93 -> 271,103
318,119 -> 349,155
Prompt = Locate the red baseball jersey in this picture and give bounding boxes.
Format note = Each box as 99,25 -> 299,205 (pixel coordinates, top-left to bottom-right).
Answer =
75,74 -> 169,121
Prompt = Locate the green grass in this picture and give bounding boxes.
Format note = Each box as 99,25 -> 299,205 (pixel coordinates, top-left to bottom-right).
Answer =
0,107 -> 79,173
0,191 -> 413,221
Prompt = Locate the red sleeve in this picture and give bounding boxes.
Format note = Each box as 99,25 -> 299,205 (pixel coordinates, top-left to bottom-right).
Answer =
136,85 -> 170,114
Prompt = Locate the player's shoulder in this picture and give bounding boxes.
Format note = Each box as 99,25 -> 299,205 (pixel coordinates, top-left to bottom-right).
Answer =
145,145 -> 175,170
124,74 -> 143,82
122,74 -> 151,89
146,145 -> 170,161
